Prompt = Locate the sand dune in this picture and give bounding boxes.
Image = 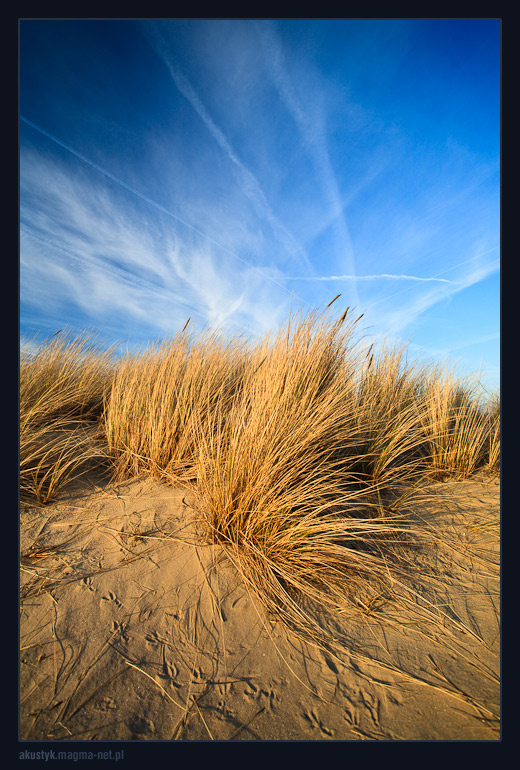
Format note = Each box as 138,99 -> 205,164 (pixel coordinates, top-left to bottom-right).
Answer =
20,472 -> 499,741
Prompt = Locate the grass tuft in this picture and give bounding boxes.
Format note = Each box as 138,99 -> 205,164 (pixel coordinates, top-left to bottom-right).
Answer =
20,332 -> 113,504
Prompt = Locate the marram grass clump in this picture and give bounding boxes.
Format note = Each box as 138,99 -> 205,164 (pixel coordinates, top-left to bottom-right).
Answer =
187,308 -> 493,638
19,307 -> 499,639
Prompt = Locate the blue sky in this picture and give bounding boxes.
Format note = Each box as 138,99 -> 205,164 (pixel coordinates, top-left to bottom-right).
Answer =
19,19 -> 500,393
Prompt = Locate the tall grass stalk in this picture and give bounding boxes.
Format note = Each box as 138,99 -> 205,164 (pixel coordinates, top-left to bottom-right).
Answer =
352,345 -> 432,495
20,332 -> 114,422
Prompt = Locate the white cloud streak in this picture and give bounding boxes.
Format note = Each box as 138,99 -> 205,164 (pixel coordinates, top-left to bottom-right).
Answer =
286,273 -> 454,283
143,23 -> 312,273
365,247 -> 499,314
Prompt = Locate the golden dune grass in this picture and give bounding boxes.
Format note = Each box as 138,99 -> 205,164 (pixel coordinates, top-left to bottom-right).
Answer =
19,307 -> 499,641
188,311 -> 436,638
103,327 -> 250,484
20,333 -> 113,504
420,366 -> 499,479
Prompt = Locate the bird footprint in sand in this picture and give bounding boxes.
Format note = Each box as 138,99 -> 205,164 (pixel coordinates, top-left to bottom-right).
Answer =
101,591 -> 122,608
244,682 -> 280,710
80,576 -> 95,592
159,658 -> 181,687
144,630 -> 168,647
110,620 -> 128,640
301,708 -> 334,736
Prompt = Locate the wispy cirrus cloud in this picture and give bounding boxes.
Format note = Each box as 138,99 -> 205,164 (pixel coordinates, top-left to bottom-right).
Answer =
19,147 -> 291,340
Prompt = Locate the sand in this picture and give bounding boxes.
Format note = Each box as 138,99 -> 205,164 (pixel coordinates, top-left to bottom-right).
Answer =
19,471 -> 500,742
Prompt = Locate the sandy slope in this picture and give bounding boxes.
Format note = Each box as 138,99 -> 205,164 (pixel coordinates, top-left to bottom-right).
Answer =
19,472 -> 500,741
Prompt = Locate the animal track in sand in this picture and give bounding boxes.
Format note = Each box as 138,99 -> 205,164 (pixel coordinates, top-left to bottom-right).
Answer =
191,666 -> 207,682
343,705 -> 360,728
215,699 -> 236,721
163,660 -> 181,687
129,717 -> 154,736
100,591 -> 122,608
301,708 -> 335,736
243,682 -> 281,710
94,696 -> 116,712
340,686 -> 381,727
110,620 -> 129,641
80,576 -> 95,592
359,690 -> 381,726
144,630 -> 169,647
159,658 -> 181,687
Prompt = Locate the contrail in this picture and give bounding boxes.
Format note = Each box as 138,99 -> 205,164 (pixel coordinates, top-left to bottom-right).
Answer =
257,23 -> 360,306
20,115 -> 307,303
160,65 -> 313,270
286,274 -> 453,283
141,21 -> 312,270
430,247 -> 499,278
365,247 -> 500,312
